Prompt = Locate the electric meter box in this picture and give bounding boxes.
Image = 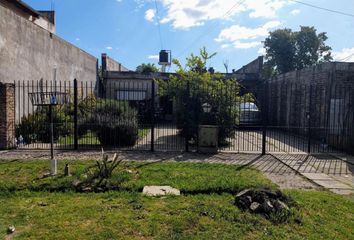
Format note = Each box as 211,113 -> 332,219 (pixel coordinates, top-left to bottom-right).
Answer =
198,125 -> 218,153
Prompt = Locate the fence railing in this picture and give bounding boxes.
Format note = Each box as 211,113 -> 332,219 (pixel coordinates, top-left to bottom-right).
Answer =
12,78 -> 354,155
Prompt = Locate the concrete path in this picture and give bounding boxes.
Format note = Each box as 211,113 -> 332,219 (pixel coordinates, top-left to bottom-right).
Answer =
272,153 -> 354,194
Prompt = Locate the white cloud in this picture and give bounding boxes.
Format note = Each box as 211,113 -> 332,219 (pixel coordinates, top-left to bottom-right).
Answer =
258,47 -> 266,55
145,9 -> 156,22
333,47 -> 354,62
215,20 -> 281,49
75,38 -> 80,41
290,9 -> 300,16
106,46 -> 113,50
148,55 -> 159,60
157,0 -> 289,29
116,0 -> 123,2
233,41 -> 261,49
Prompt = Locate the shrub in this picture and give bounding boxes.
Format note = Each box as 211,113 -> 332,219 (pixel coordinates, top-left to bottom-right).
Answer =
80,99 -> 139,147
16,106 -> 72,143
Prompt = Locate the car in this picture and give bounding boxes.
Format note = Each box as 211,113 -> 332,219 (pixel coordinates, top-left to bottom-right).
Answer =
239,102 -> 261,125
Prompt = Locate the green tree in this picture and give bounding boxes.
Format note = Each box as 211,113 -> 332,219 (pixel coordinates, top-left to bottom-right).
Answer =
159,47 -> 241,145
264,26 -> 332,76
136,63 -> 159,73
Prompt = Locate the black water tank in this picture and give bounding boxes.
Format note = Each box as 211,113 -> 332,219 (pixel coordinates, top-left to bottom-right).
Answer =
159,50 -> 169,64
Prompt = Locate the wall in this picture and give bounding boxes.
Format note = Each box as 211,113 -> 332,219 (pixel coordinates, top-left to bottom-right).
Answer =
102,53 -> 130,72
267,62 -> 354,152
235,56 -> 263,74
0,3 -> 98,84
104,71 -> 163,100
0,83 -> 15,149
0,0 -> 56,33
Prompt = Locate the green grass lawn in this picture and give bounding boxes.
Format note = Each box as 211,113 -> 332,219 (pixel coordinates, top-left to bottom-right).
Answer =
58,131 -> 100,145
58,128 -> 150,146
0,159 -> 353,239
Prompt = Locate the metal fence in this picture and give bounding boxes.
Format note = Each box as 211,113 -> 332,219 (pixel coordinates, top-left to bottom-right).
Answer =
13,77 -> 354,155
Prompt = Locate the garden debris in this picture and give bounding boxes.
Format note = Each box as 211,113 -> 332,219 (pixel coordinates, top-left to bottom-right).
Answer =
235,188 -> 296,223
7,225 -> 15,234
64,163 -> 71,176
38,202 -> 48,207
142,186 -> 180,196
72,152 -> 126,192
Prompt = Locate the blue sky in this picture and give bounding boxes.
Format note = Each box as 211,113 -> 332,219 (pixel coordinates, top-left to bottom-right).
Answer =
24,0 -> 354,72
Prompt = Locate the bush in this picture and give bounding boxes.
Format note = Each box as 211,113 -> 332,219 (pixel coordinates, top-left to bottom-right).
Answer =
80,99 -> 139,147
16,107 -> 72,143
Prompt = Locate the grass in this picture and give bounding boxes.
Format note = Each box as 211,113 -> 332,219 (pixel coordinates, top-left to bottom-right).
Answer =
58,131 -> 100,145
0,159 -> 353,239
58,128 -> 150,145
0,160 -> 274,193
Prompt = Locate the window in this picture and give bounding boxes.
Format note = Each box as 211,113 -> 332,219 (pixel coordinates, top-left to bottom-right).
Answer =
117,90 -> 146,101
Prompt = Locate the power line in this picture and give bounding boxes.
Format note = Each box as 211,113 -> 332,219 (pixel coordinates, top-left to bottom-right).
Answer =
337,53 -> 354,62
289,0 -> 354,18
176,0 -> 246,58
154,0 -> 164,49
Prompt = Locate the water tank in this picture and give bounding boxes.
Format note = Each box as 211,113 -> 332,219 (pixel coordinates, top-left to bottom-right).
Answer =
159,50 -> 170,65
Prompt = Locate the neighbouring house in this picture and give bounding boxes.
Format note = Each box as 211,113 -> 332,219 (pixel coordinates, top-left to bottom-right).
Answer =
266,61 -> 354,153
0,0 -> 98,84
101,54 -> 264,122
101,54 -> 170,121
227,56 -> 264,99
0,0 -> 98,148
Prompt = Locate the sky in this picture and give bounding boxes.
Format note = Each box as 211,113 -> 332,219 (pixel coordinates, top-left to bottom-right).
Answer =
24,0 -> 354,72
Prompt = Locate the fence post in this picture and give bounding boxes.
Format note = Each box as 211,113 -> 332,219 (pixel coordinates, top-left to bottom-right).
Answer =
185,82 -> 190,152
261,81 -> 268,155
307,83 -> 313,154
150,80 -> 155,152
73,79 -> 78,150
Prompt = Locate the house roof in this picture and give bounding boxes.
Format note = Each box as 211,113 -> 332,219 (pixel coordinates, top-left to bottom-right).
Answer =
3,0 -> 40,17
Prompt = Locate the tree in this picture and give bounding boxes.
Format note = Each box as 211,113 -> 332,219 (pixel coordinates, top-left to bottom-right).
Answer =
136,63 -> 159,73
158,47 -> 242,145
264,26 -> 332,76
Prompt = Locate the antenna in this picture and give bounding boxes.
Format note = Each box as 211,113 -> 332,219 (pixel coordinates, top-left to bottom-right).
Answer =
51,0 -> 55,12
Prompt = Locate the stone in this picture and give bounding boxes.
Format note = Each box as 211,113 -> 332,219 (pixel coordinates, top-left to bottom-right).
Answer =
250,202 -> 261,212
235,188 -> 251,198
262,200 -> 274,213
142,186 -> 180,196
7,225 -> 15,234
82,187 -> 92,192
275,200 -> 289,211
234,188 -> 293,220
72,179 -> 82,188
42,172 -> 51,178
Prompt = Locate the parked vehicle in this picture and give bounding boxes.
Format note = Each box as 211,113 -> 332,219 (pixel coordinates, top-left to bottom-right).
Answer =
239,102 -> 261,125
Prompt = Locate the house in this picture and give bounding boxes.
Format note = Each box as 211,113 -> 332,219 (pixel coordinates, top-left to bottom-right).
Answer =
0,0 -> 99,149
0,0 -> 98,84
101,54 -> 264,122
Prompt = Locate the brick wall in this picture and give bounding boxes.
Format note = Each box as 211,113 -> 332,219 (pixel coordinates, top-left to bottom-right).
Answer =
0,82 -> 15,149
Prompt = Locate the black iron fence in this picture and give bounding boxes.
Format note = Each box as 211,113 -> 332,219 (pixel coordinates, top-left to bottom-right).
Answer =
13,77 -> 354,155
